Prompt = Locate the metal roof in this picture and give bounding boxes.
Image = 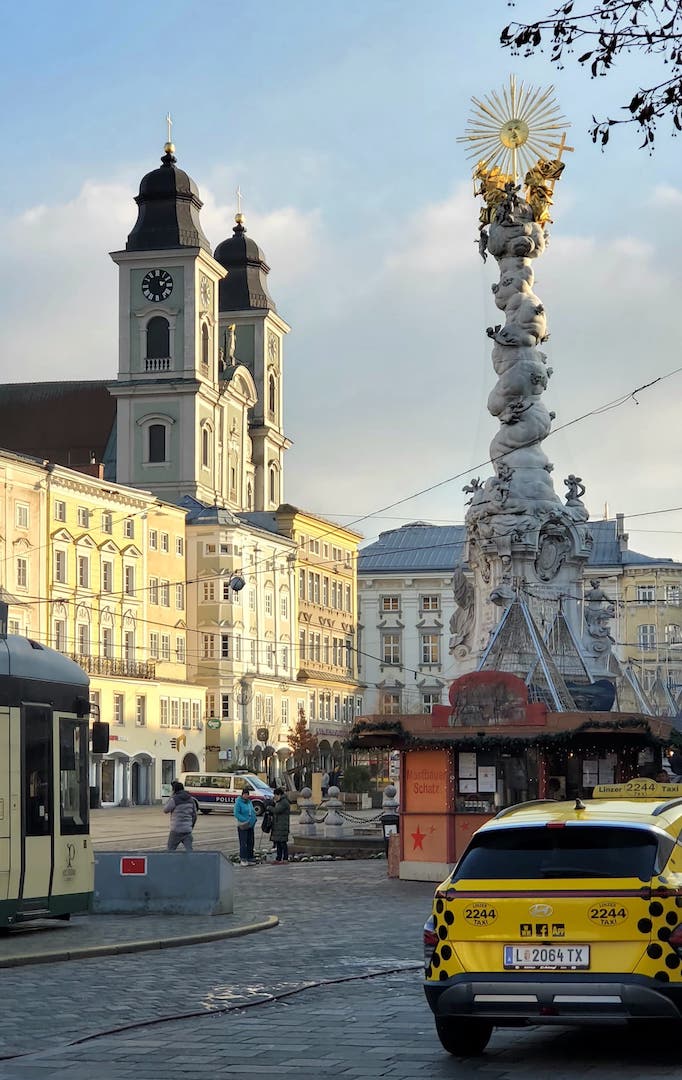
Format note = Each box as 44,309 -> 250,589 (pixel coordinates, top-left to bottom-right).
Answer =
358,522 -> 466,574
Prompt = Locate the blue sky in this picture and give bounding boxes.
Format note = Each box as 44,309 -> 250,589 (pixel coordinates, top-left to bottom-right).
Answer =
0,0 -> 680,557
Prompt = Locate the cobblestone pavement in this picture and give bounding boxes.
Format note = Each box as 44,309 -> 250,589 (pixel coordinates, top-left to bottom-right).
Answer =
2,827 -> 682,1077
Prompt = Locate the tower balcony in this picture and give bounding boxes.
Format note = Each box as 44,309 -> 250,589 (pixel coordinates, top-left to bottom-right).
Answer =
145,357 -> 171,372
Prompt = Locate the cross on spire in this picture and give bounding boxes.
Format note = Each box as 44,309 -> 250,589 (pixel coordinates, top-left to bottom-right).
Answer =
236,185 -> 244,215
166,112 -> 173,144
549,131 -> 574,164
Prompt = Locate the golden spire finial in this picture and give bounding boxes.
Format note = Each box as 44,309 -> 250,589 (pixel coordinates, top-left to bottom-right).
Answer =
235,185 -> 245,225
164,111 -> 175,155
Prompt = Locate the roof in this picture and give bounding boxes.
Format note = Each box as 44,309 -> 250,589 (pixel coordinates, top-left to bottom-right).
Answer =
214,219 -> 276,312
126,146 -> 210,253
358,522 -> 466,574
0,381 -> 116,471
588,518 -> 678,569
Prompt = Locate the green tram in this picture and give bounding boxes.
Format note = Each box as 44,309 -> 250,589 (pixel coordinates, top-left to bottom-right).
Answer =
0,605 -> 108,926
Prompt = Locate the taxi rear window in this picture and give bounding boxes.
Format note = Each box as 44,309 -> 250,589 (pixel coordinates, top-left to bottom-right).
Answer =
453,825 -> 673,881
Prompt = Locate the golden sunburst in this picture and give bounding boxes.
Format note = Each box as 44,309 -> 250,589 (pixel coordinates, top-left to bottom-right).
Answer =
457,76 -> 569,183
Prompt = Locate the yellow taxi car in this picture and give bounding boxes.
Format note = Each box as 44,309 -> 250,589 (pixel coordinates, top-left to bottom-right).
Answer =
424,779 -> 682,1056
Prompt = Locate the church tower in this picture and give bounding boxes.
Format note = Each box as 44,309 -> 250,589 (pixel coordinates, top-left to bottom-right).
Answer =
109,137 -> 257,508
213,211 -> 291,512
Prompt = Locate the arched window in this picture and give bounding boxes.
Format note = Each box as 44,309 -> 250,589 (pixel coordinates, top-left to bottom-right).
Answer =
268,374 -> 277,418
146,316 -> 170,359
201,323 -> 210,369
148,424 -> 166,463
202,426 -> 211,469
269,465 -> 278,506
247,483 -> 253,510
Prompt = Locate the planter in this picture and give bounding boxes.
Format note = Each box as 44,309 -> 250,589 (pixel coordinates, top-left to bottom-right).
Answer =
341,792 -> 372,810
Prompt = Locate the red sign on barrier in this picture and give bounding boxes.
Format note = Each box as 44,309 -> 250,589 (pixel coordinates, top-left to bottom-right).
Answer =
120,857 -> 147,876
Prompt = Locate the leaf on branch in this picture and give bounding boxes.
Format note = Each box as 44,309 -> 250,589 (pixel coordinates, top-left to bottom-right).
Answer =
578,51 -> 593,62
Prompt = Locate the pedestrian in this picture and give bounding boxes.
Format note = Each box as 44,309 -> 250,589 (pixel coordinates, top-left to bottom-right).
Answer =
321,770 -> 330,798
163,780 -> 197,851
271,786 -> 291,863
293,767 -> 302,790
234,785 -> 257,865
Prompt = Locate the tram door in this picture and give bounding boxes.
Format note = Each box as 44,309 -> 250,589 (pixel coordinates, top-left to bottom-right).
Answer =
21,706 -> 53,905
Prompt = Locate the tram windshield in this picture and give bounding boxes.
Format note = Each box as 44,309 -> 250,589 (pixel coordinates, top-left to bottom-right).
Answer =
59,718 -> 88,834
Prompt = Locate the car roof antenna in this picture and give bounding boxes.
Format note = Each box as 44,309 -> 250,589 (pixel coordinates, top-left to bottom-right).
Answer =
574,798 -> 586,811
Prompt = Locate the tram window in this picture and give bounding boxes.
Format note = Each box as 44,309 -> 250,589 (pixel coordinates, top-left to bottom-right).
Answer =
59,718 -> 88,834
24,707 -> 52,836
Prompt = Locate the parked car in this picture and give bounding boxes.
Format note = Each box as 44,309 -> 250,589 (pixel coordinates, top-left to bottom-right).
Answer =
179,772 -> 273,816
424,778 -> 682,1055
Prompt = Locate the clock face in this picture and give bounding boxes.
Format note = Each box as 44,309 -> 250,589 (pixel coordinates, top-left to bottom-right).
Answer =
200,276 -> 212,308
142,269 -> 173,303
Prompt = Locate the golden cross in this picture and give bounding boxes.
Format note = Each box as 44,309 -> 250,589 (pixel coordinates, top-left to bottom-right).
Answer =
166,112 -> 173,144
549,131 -> 575,163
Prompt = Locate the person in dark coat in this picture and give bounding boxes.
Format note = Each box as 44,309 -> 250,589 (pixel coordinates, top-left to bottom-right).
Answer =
271,787 -> 291,863
163,780 -> 197,850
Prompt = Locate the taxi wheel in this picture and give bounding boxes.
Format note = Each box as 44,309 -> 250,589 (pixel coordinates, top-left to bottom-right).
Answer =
435,1018 -> 492,1056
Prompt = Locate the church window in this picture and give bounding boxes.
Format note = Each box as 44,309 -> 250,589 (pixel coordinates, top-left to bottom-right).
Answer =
247,483 -> 253,510
146,316 -> 170,360
269,464 -> 278,506
201,323 -> 210,370
268,374 -> 277,419
149,424 -> 166,463
201,426 -> 211,469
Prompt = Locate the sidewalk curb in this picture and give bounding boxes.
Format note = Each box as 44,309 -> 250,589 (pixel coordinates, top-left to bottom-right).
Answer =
0,915 -> 279,969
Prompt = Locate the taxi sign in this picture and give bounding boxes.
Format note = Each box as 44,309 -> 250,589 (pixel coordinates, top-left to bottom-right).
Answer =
592,777 -> 682,799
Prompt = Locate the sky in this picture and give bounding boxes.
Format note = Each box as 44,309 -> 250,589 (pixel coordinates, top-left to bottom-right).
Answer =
0,0 -> 680,559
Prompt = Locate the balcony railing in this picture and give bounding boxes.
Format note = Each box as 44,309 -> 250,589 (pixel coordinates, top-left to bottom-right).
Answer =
67,653 -> 157,680
145,357 -> 171,372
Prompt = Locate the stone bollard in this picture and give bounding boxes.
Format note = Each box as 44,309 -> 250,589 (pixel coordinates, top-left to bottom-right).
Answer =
323,784 -> 345,837
295,786 -> 317,836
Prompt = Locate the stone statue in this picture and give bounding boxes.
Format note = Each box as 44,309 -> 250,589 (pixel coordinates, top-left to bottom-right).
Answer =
564,474 -> 586,504
449,568 -> 475,656
582,579 -> 616,667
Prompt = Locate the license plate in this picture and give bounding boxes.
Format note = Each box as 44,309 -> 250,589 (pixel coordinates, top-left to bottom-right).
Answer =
503,944 -> 590,970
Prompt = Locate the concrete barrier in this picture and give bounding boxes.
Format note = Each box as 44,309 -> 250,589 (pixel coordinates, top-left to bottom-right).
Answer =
93,851 -> 234,915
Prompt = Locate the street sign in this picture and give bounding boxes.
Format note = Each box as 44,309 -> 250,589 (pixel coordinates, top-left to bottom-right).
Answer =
206,718 -> 221,730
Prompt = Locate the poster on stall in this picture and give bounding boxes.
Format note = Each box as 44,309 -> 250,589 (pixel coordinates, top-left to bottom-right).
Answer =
583,759 -> 599,787
458,752 -> 477,779
459,778 -> 477,794
477,766 -> 496,792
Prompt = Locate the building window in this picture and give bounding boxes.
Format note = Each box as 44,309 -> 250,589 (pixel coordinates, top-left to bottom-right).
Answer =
114,694 -> 124,726
201,323 -> 210,368
299,569 -> 305,599
269,464 -> 278,505
265,696 -> 274,724
202,634 -> 215,659
249,589 -> 256,612
161,532 -> 169,553
77,507 -> 89,528
159,634 -> 170,661
201,426 -> 211,469
381,595 -> 399,612
265,591 -> 273,616
101,626 -> 114,659
15,503 -> 29,529
665,624 -> 682,645
221,634 -> 230,659
160,580 -> 170,607
175,583 -> 184,609
146,315 -> 170,359
421,633 -> 440,665
191,702 -> 201,728
102,560 -> 113,593
160,698 -> 169,727
149,632 -> 159,659
638,624 -> 657,649
203,581 -> 215,602
381,692 -> 401,715
123,518 -> 135,539
268,373 -> 276,418
422,692 -> 441,713
54,550 -> 67,584
382,633 -> 401,665
322,576 -> 329,606
124,630 -> 135,660
282,645 -> 289,668
124,566 -> 135,596
281,698 -> 289,726
221,694 -> 230,719
136,696 -> 146,727
149,577 -> 159,605
666,585 -> 681,603
148,424 -> 166,463
175,636 -> 185,663
77,623 -> 90,655
54,620 -> 66,652
171,699 -> 180,727
149,529 -> 158,550
77,556 -> 89,588
181,701 -> 191,729
250,639 -> 257,665
637,585 -> 655,603
421,595 -> 440,611
54,500 -> 66,522
176,536 -> 184,557
299,629 -> 306,661
102,511 -> 113,534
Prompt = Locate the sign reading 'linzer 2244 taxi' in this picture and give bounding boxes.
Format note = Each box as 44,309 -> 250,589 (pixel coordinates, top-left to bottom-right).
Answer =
402,750 -> 451,863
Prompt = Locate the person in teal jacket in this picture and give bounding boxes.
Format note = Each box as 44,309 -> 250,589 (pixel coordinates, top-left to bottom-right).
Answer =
234,787 -> 257,864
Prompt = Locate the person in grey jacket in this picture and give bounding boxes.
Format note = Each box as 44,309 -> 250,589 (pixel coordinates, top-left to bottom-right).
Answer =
163,780 -> 198,850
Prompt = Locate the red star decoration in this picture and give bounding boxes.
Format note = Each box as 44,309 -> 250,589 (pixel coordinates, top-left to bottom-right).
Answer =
411,826 -> 426,851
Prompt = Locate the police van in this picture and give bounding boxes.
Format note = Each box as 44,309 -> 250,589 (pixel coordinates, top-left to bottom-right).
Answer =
179,772 -> 273,816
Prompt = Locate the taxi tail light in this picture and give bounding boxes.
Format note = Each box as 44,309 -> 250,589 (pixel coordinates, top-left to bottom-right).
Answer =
423,915 -> 438,967
669,924 -> 682,953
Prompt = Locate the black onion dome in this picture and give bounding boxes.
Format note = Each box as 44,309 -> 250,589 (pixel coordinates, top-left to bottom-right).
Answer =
126,145 -> 211,253
214,217 -> 276,312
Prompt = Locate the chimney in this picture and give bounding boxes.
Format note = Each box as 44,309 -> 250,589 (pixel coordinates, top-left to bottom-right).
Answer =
73,462 -> 105,480
616,513 -> 629,553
